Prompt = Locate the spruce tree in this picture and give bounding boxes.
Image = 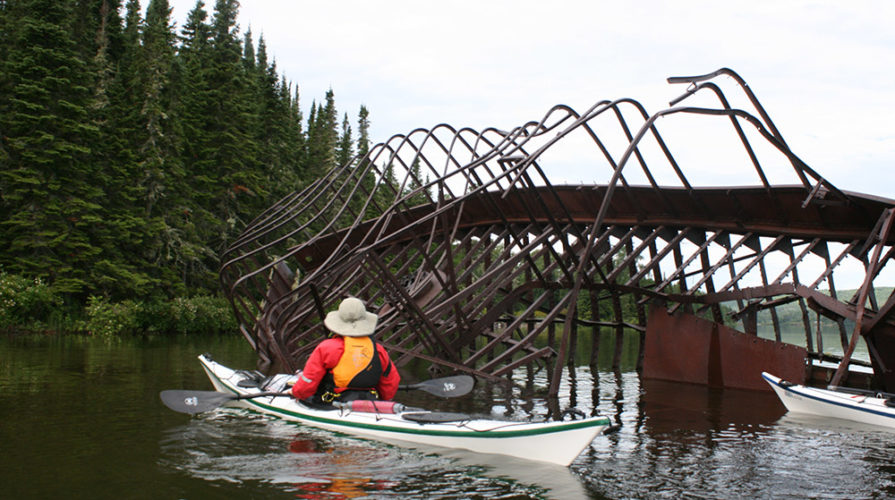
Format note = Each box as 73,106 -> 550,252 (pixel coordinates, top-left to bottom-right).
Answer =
336,112 -> 353,168
0,0 -> 103,295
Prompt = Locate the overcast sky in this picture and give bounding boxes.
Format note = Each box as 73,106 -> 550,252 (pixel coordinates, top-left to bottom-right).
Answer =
163,0 -> 894,199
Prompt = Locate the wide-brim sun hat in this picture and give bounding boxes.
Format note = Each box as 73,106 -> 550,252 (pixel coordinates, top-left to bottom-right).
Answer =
324,297 -> 378,337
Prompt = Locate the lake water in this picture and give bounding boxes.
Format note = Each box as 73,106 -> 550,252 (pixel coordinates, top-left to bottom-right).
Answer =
2,332 -> 893,499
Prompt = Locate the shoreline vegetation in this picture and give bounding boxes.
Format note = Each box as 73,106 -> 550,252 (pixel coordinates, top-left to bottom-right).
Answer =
0,0 -> 372,322
0,270 -> 236,336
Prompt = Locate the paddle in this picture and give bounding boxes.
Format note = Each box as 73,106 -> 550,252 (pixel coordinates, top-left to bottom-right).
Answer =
160,390 -> 290,415
399,375 -> 475,398
161,374 -> 475,415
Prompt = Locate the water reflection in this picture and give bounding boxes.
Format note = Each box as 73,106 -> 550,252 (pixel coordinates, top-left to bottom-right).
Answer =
159,408 -> 564,498
5,333 -> 895,499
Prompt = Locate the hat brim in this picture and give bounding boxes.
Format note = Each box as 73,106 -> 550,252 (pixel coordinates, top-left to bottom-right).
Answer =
324,309 -> 378,337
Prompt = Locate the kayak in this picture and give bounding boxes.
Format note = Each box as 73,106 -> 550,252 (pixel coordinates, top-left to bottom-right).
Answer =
762,372 -> 895,429
192,354 -> 610,466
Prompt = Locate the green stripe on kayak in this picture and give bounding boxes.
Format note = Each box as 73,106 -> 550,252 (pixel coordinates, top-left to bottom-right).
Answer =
206,364 -> 609,438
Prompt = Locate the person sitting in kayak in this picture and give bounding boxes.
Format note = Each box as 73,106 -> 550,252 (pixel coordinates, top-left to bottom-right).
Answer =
291,297 -> 400,406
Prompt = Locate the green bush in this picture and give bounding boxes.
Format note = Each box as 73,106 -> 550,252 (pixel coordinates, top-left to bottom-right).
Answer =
83,294 -> 237,336
0,271 -> 64,329
1,270 -> 237,336
83,296 -> 142,336
165,295 -> 238,335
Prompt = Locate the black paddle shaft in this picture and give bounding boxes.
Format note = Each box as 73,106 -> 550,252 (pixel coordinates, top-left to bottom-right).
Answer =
161,374 -> 474,415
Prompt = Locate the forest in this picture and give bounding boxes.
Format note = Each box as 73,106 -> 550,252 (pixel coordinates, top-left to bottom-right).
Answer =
0,0 -> 370,323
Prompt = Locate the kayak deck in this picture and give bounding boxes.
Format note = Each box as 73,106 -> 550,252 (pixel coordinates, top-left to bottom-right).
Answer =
762,372 -> 895,429
198,354 -> 609,466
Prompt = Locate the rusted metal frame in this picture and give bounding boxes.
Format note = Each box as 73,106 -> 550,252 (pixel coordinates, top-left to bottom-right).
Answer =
448,224 -> 521,289
492,347 -> 557,377
364,251 -> 461,363
847,214 -> 895,307
654,230 -> 722,294
431,224 -> 557,337
491,162 -> 580,286
341,159 -> 394,220
373,240 -> 434,314
226,165 -> 345,251
677,283 -> 796,305
673,230 -> 747,320
864,292 -> 895,335
550,208 -> 598,397
809,240 -> 859,290
716,235 -> 785,322
606,226 -> 664,283
780,239 -> 822,351
424,126 -> 487,201
660,105 -> 853,206
574,316 -> 646,332
444,244 -> 526,340
505,167 -> 585,285
721,234 -> 749,317
431,213 -> 491,341
447,230 -> 569,352
587,290 -> 602,370
755,254 -> 784,342
699,69 -> 848,212
610,281 -> 626,370
393,137 -> 457,208
809,240 -> 851,353
832,208 -> 895,386
385,343 -> 497,380
624,236 -> 649,369
470,136 -> 533,195
617,98 -> 693,192
373,247 -> 454,354
468,190 -> 554,287
626,227 -> 680,291
668,67 -> 801,178
462,282 -> 559,360
466,284 -> 559,367
669,239 -> 689,314
593,226 -> 639,273
733,235 -> 785,342
442,128 -> 520,195
373,125 -> 470,200
451,225 -> 512,287
224,158 -> 396,304
487,103 -> 583,170
524,223 -> 588,396
717,235 -> 782,292
608,100 -> 663,195
477,289 -> 571,372
669,82 -> 773,191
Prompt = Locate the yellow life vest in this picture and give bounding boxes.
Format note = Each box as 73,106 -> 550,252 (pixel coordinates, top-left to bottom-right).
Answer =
331,336 -> 382,391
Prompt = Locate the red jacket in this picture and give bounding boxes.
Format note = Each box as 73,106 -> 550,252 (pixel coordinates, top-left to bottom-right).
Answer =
292,336 -> 400,400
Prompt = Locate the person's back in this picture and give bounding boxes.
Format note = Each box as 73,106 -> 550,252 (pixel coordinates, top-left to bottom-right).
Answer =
291,297 -> 399,405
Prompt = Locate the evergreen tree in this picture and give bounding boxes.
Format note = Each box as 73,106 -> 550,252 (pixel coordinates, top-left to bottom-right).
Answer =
336,112 -> 353,168
88,0 -> 161,299
305,89 -> 338,178
174,0 -> 221,291
201,0 -> 262,252
0,0 -> 102,294
357,105 -> 371,158
0,0 -> 368,303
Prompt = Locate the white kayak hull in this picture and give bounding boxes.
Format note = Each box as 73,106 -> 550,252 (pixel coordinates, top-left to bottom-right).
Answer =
198,354 -> 609,466
762,372 -> 895,429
